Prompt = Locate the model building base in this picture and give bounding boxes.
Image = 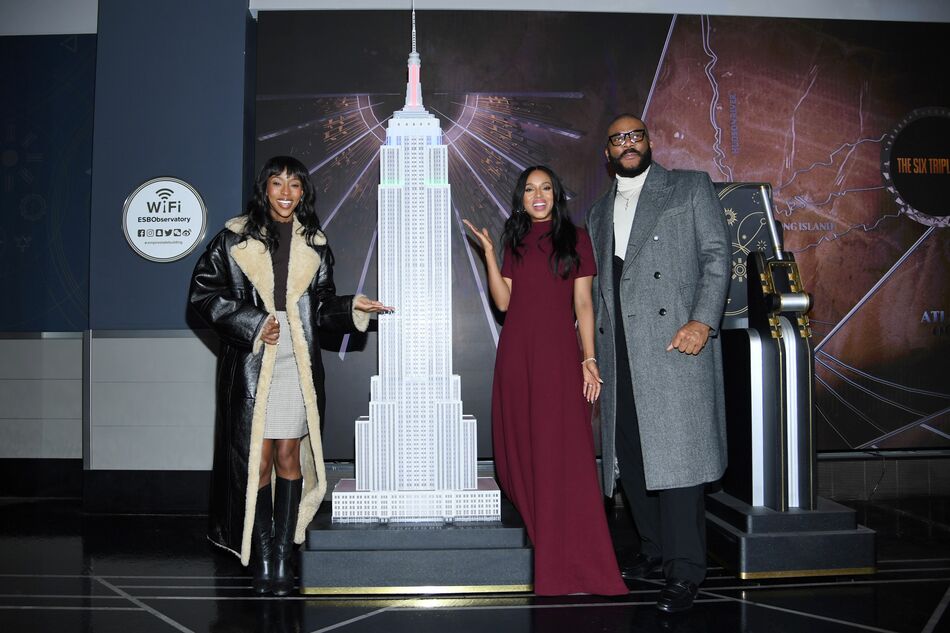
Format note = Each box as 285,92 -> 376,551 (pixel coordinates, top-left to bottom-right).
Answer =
331,477 -> 501,523
301,498 -> 532,594
706,491 -> 876,579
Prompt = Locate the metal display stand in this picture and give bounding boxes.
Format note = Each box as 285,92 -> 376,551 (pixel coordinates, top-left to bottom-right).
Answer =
707,183 -> 875,579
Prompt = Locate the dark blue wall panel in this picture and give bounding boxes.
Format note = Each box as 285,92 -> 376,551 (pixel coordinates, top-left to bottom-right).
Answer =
0,35 -> 95,331
89,0 -> 252,330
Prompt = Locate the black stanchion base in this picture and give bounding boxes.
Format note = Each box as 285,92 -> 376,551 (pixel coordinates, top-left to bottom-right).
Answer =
299,498 -> 533,594
706,491 -> 876,579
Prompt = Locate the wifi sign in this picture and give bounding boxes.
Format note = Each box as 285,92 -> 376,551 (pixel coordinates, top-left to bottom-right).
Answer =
146,187 -> 181,213
123,176 -> 207,263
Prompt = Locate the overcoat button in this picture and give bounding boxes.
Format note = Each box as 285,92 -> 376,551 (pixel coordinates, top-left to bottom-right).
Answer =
653,235 -> 659,241
659,308 -> 667,316
599,327 -> 604,334
654,271 -> 661,279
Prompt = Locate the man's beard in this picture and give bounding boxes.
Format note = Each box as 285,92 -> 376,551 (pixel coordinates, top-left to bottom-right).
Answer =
610,145 -> 653,178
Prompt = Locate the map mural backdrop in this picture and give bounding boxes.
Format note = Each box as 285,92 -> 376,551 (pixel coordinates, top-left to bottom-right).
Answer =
256,10 -> 950,458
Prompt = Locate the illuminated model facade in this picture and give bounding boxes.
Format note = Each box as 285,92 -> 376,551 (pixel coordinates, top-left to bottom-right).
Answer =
332,13 -> 501,523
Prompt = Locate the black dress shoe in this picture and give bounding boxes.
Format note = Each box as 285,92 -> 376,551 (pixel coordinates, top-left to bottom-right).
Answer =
656,579 -> 698,613
620,553 -> 663,580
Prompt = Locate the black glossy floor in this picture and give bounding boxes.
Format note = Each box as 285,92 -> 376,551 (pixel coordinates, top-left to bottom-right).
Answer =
1,497 -> 949,633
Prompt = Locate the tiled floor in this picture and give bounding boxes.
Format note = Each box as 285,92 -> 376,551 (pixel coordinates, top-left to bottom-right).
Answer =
1,497 -> 948,632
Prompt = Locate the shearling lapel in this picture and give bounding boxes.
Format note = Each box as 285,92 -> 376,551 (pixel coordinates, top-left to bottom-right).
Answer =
227,217 -> 276,314
622,164 -> 673,276
286,217 -> 325,306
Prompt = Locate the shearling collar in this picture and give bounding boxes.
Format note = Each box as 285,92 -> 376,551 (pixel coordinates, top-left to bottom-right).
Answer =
225,215 -> 325,313
224,214 -> 327,246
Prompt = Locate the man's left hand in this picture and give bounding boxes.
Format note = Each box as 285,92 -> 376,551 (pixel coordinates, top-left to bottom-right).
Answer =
667,320 -> 711,355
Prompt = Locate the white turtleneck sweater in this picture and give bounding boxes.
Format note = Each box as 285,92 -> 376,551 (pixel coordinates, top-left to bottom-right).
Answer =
613,165 -> 651,258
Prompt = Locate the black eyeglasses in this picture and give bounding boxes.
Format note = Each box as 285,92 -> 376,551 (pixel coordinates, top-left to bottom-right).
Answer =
608,129 -> 647,146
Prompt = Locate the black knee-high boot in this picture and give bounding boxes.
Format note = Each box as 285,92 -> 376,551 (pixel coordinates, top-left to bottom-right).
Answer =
272,476 -> 302,596
250,485 -> 274,594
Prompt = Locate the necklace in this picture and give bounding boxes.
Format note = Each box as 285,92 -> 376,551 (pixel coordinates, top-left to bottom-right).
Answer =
616,187 -> 636,211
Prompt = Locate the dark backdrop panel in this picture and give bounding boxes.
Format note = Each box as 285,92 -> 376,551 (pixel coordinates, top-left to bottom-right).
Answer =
256,10 -> 674,459
0,34 -> 95,331
261,11 -> 950,457
88,0 -> 253,331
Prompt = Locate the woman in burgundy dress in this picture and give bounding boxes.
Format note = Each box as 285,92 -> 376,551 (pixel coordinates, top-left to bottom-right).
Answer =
464,166 -> 626,596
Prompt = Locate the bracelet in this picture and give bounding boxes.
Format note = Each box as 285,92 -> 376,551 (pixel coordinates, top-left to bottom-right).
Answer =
581,357 -> 597,365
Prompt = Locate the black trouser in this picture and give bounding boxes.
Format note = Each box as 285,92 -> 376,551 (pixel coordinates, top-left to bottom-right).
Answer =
612,255 -> 706,585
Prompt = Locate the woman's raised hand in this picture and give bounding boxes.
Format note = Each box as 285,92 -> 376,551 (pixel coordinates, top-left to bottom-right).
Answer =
354,296 -> 395,314
462,219 -> 511,311
462,219 -> 494,253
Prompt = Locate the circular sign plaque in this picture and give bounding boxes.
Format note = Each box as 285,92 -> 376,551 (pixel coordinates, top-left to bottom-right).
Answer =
881,107 -> 950,228
122,177 -> 208,262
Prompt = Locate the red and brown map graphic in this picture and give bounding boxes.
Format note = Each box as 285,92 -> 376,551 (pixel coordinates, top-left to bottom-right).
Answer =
648,15 -> 950,449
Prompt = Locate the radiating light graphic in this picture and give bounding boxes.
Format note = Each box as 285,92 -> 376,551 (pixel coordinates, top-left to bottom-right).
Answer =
256,84 -> 586,352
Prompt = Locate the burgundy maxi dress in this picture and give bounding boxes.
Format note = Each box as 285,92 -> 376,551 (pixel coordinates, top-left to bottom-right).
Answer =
493,219 -> 626,596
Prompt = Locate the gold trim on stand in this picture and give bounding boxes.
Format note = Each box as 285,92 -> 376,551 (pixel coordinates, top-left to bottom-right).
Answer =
301,584 -> 533,595
298,597 -> 536,608
739,567 -> 875,580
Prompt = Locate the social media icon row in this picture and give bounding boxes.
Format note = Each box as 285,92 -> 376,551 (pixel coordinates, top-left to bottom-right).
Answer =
137,228 -> 192,238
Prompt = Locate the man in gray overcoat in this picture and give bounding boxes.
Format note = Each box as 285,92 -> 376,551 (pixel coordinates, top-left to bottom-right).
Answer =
586,114 -> 730,613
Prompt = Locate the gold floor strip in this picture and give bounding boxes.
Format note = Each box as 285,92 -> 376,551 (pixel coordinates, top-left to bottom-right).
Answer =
739,566 -> 875,580
301,584 -> 533,595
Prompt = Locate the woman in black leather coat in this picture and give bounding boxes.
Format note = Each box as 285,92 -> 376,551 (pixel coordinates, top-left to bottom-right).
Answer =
189,156 -> 391,595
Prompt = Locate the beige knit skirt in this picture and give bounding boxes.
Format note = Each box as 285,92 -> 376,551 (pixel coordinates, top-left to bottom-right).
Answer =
263,311 -> 308,439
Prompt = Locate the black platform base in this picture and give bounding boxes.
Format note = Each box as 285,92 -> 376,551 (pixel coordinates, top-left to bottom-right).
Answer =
300,498 -> 533,594
706,491 -> 876,579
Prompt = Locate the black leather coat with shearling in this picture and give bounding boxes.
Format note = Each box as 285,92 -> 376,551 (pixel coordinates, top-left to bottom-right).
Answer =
189,216 -> 364,563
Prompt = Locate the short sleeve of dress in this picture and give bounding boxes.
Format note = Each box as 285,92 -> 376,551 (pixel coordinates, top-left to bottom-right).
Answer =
574,228 -> 597,279
500,245 -> 514,278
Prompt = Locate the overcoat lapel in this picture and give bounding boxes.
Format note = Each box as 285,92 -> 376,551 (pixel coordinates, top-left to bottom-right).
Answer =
226,217 -> 276,313
225,216 -> 327,310
590,190 -> 616,296
621,165 -> 673,277
286,218 -> 325,305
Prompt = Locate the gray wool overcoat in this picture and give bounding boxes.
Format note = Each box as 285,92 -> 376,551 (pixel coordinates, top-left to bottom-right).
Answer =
586,163 -> 731,493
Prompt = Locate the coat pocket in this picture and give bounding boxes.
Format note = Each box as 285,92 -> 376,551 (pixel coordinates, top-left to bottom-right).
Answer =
679,282 -> 697,309
659,204 -> 688,220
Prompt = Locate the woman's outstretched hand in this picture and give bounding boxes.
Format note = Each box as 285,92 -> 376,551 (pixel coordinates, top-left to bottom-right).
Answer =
354,296 -> 395,314
462,219 -> 495,253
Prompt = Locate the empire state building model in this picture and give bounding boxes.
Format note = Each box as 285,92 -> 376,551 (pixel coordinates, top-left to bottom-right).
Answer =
332,13 -> 501,523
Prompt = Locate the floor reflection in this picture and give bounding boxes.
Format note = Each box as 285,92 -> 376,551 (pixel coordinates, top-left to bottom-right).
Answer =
0,497 -> 948,633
